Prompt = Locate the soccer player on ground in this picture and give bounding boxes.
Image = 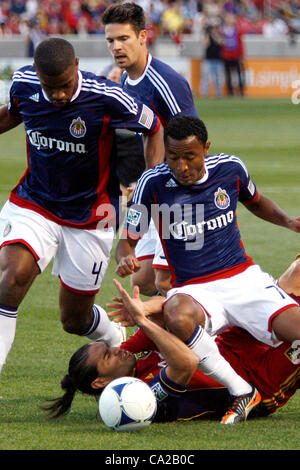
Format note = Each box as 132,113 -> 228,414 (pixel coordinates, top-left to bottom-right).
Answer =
102,2 -> 199,296
0,37 -> 164,377
45,279 -> 300,423
115,115 -> 300,424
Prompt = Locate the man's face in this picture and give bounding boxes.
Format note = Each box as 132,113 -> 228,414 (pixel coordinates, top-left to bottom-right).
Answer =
105,22 -> 147,70
87,342 -> 136,382
165,135 -> 211,185
35,59 -> 79,107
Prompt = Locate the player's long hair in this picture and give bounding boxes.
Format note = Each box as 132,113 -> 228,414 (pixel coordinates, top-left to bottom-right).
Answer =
43,344 -> 101,419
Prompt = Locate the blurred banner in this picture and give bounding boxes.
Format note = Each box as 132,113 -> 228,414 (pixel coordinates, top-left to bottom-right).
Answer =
191,58 -> 300,98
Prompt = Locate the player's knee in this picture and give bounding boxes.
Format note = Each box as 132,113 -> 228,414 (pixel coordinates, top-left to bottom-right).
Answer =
131,271 -> 156,297
163,296 -> 198,341
0,265 -> 29,293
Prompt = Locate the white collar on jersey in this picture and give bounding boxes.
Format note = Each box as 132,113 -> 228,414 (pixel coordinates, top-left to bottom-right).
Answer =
171,163 -> 209,185
41,70 -> 83,103
125,53 -> 152,86
193,164 -> 209,184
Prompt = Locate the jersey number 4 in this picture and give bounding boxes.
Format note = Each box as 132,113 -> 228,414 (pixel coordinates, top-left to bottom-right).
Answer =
92,261 -> 103,285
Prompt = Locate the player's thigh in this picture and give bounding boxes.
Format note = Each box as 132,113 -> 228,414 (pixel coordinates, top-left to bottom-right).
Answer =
0,201 -> 59,273
165,284 -> 229,336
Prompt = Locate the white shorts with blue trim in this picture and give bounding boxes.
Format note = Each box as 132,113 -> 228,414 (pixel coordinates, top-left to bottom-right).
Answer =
165,264 -> 299,347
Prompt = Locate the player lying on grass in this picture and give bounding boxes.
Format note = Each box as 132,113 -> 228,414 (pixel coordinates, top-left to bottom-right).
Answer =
115,114 -> 300,423
44,280 -> 300,423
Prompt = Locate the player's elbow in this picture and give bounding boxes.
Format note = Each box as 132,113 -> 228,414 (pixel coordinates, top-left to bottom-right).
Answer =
173,355 -> 199,385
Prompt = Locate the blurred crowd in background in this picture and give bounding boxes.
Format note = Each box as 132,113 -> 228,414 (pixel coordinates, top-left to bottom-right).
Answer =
0,0 -> 299,97
0,0 -> 299,43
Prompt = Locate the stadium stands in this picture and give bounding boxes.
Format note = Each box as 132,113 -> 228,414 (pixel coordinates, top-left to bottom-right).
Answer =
0,0 -> 298,42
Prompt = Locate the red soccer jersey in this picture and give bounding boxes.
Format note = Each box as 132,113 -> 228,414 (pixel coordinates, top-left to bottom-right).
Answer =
121,326 -> 300,416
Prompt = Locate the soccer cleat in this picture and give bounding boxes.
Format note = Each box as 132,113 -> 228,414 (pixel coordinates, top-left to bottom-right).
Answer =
220,387 -> 261,424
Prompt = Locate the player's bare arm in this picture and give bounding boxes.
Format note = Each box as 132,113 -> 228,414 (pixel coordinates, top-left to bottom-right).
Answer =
143,124 -> 165,169
111,279 -> 198,385
0,105 -> 22,134
243,193 -> 300,232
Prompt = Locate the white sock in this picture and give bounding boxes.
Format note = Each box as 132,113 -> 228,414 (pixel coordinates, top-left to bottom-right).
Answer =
85,305 -> 126,346
186,325 -> 252,396
0,305 -> 18,374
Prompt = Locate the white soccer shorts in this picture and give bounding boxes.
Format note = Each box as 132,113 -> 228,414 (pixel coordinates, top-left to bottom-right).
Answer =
152,236 -> 169,269
135,218 -> 159,260
164,264 -> 299,347
0,201 -> 114,294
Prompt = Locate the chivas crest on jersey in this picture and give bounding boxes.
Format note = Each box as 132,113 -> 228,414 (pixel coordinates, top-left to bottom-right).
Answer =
214,187 -> 230,210
69,117 -> 87,138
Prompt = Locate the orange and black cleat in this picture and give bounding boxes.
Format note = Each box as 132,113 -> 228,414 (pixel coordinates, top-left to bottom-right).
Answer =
221,386 -> 261,424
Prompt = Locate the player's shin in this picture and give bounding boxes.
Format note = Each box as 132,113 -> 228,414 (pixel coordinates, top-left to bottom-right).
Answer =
84,304 -> 126,346
186,325 -> 252,396
0,305 -> 18,373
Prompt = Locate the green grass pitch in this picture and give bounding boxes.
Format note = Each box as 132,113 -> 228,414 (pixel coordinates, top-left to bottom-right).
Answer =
0,98 -> 299,451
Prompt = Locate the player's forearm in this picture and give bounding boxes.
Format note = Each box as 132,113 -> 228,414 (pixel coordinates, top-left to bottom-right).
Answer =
115,238 -> 136,264
143,124 -> 164,169
137,315 -> 198,373
0,105 -> 22,134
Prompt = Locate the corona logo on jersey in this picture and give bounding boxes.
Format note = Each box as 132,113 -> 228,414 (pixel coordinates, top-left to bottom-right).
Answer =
26,129 -> 87,154
169,210 -> 234,241
69,117 -> 87,138
214,187 -> 230,210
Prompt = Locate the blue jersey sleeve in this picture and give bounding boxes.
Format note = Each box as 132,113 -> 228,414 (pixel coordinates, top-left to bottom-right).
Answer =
149,368 -> 187,402
233,157 -> 258,203
7,80 -> 21,117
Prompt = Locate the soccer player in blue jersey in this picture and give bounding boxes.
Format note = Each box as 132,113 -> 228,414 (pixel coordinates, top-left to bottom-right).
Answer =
0,37 -> 165,377
102,2 -> 199,296
115,115 -> 300,424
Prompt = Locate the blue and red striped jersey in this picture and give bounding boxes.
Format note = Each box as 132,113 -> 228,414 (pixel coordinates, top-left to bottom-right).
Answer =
7,66 -> 160,228
124,155 -> 258,286
121,54 -> 198,127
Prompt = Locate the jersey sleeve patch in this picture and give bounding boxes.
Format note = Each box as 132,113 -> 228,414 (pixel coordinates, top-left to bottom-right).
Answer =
138,104 -> 154,129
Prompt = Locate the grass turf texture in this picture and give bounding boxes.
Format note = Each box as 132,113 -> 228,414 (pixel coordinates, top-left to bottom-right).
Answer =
0,98 -> 299,451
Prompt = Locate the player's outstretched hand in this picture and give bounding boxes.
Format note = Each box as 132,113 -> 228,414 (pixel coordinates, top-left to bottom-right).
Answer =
107,279 -> 146,327
289,217 -> 300,233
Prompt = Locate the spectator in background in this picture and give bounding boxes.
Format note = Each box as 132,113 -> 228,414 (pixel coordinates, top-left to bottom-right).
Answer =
161,1 -> 184,48
262,14 -> 289,38
221,12 -> 245,97
201,19 -> 224,97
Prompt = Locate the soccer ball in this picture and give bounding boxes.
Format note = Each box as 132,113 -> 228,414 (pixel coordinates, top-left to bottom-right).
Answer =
98,376 -> 157,432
